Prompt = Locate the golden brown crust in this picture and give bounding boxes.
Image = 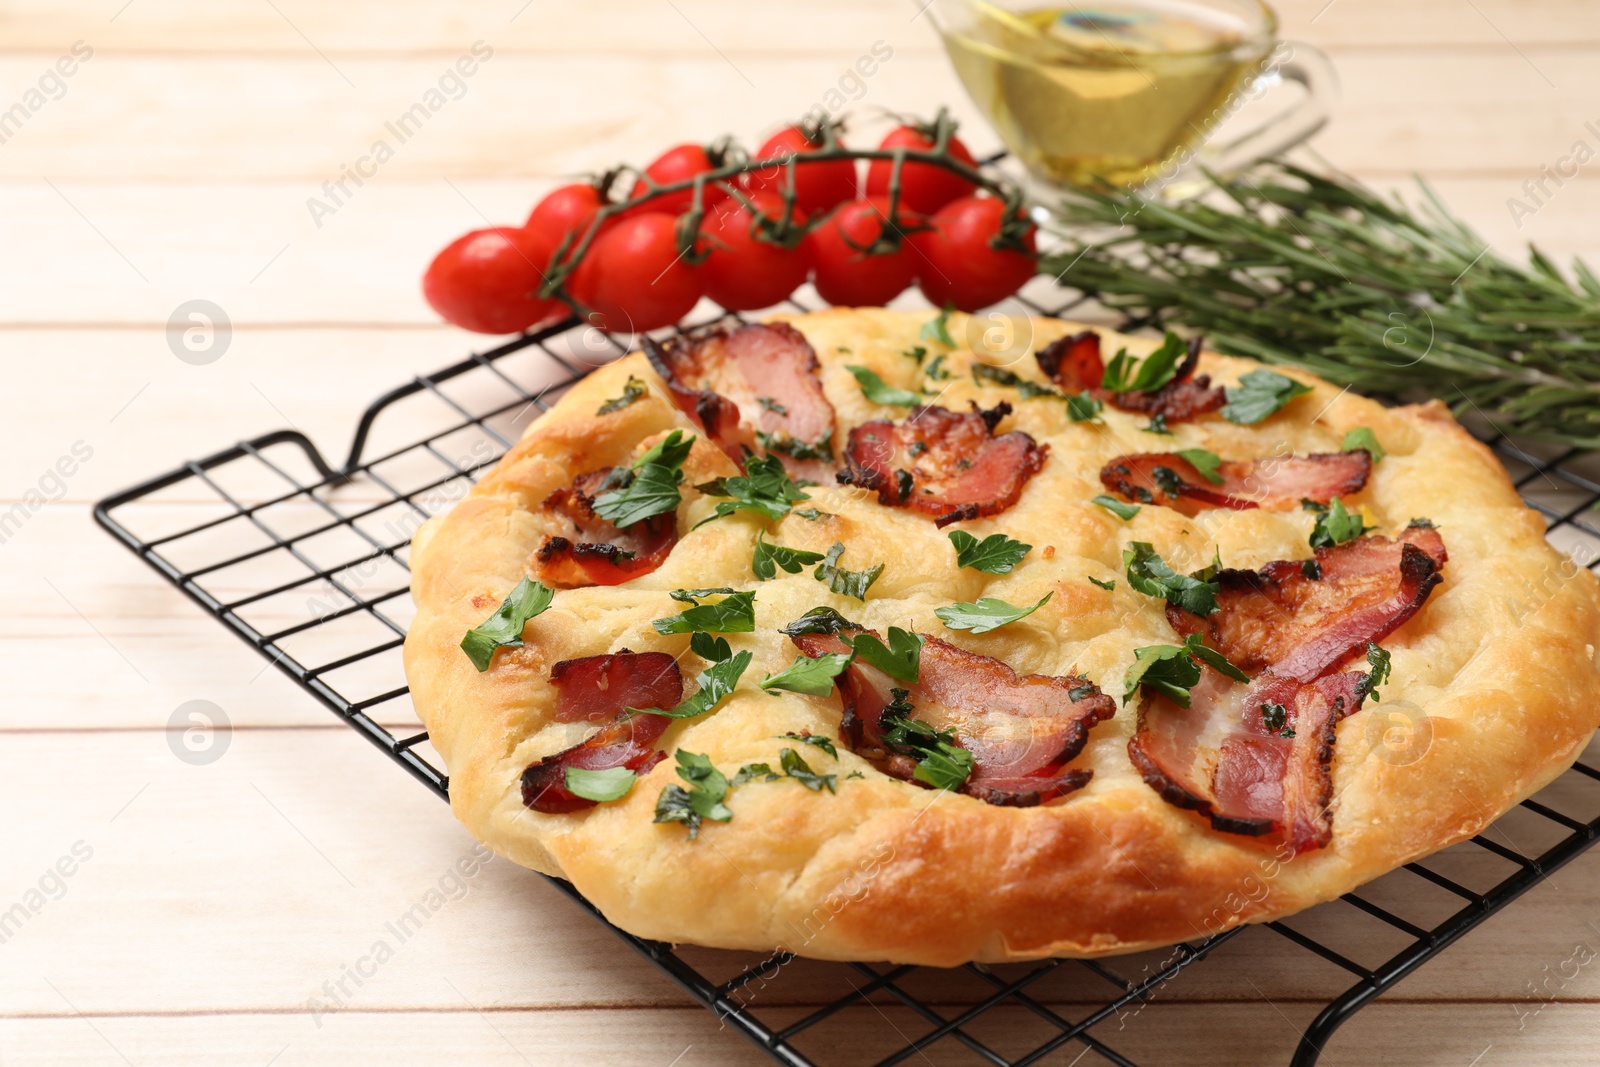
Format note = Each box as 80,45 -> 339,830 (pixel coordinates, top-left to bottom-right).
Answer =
403,308 -> 1600,964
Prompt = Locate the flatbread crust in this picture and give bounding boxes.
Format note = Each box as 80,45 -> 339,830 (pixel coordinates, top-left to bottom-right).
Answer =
403,309 -> 1600,965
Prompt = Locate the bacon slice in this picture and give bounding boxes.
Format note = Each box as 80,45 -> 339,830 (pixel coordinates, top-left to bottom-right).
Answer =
837,403 -> 1047,527
1036,330 -> 1225,423
1100,450 -> 1371,515
519,651 -> 684,815
1131,526 -> 1447,851
792,631 -> 1114,806
535,470 -> 678,587
643,322 -> 837,480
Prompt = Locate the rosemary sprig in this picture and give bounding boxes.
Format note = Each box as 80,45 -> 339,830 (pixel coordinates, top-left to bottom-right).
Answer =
1040,161 -> 1600,448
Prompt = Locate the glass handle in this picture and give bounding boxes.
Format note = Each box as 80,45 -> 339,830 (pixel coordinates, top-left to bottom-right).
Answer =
1198,41 -> 1340,178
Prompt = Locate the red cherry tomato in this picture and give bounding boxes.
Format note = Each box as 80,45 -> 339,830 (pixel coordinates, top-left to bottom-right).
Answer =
746,125 -> 857,215
624,144 -> 729,218
569,212 -> 704,332
699,191 -> 810,311
865,125 -> 980,216
525,183 -> 608,245
804,197 -> 918,308
423,227 -> 566,335
908,195 -> 1037,312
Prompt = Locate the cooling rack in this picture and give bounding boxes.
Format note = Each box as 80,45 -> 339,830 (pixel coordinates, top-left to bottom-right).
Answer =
94,289 -> 1600,1066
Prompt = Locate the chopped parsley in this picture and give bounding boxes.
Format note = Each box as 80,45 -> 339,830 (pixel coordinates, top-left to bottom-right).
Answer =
813,542 -> 884,600
1222,370 -> 1313,425
1088,576 -> 1116,590
922,353 -> 951,382
848,626 -> 923,683
1358,642 -> 1392,701
947,530 -> 1032,574
760,652 -> 853,696
654,750 -> 732,839
902,345 -> 927,364
1123,542 -> 1220,616
592,431 -> 695,528
1123,633 -> 1249,707
920,307 -> 956,348
1143,414 -> 1172,435
652,589 -> 756,636
1342,427 -> 1386,463
755,396 -> 788,415
1066,391 -> 1104,422
596,375 -> 649,415
732,747 -> 836,793
971,363 -> 1062,400
1100,332 -> 1186,394
780,606 -> 864,637
564,765 -> 639,803
1093,494 -> 1141,522
935,593 -> 1052,635
1307,497 -> 1371,549
1301,559 -> 1322,580
779,732 -> 838,758
752,532 -> 827,581
695,453 -> 812,527
1174,447 -> 1225,485
1259,702 -> 1295,739
460,578 -> 554,671
846,365 -> 922,407
755,428 -> 833,462
630,651 -> 752,720
879,690 -> 973,791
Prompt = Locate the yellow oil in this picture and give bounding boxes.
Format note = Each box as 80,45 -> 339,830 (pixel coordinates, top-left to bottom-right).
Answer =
942,1 -> 1268,187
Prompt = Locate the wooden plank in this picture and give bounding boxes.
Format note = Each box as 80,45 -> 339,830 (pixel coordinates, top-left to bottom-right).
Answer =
0,51 -> 1595,182
0,0 -> 1594,53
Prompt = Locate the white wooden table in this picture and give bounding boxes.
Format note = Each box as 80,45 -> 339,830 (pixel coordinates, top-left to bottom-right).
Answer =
6,2 -> 1600,1063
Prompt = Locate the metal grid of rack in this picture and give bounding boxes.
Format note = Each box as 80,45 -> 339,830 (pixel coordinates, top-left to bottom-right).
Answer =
94,292 -> 1600,1066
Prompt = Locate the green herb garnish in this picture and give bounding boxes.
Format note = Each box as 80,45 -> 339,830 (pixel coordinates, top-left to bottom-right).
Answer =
592,431 -> 695,527
752,532 -> 827,581
1123,633 -> 1249,707
1343,427 -> 1386,463
1222,370 -> 1313,425
1175,448 -> 1225,485
947,530 -> 1032,574
846,365 -> 922,407
1123,542 -> 1220,616
654,750 -> 732,839
460,578 -> 554,671
596,375 -> 649,415
878,690 -> 973,791
847,626 -> 923,683
920,307 -> 956,347
630,651 -> 752,720
935,593 -> 1052,635
1307,497 -> 1370,549
694,453 -> 811,527
779,606 -> 863,637
760,652 -> 853,696
813,542 -> 884,600
1093,494 -> 1141,521
564,766 -> 638,803
1100,332 -> 1186,393
1358,641 -> 1392,701
652,589 -> 756,636
1066,392 -> 1104,422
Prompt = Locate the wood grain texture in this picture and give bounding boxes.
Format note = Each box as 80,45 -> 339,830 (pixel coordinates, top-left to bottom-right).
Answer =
6,0 -> 1600,1064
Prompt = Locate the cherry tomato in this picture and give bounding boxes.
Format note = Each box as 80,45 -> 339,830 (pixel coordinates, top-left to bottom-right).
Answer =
865,125 -> 979,216
623,144 -> 729,218
569,212 -> 704,332
746,125 -> 857,215
525,183 -> 608,246
908,195 -> 1037,312
804,197 -> 917,308
423,227 -> 566,335
699,191 -> 810,311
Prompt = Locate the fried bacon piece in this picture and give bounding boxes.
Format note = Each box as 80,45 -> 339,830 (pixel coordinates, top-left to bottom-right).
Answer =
836,402 -> 1047,527
535,470 -> 678,587
643,322 -> 838,480
1036,330 -> 1225,423
792,631 -> 1115,806
1099,450 -> 1372,515
1130,526 -> 1448,852
520,651 -> 683,815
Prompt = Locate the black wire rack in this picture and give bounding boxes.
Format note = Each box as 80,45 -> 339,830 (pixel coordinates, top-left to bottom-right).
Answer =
94,288 -> 1600,1066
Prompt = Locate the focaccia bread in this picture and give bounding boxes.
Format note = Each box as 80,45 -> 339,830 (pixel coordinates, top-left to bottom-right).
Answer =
403,308 -> 1600,964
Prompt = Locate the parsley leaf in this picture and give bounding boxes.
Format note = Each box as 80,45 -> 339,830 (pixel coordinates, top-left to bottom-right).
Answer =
1307,497 -> 1370,549
654,750 -> 732,839
935,592 -> 1052,635
652,589 -> 756,636
1358,641 -> 1392,701
903,345 -> 927,364
1175,447 -> 1225,485
1259,702 -> 1295,738
1143,414 -> 1172,435
971,363 -> 1062,400
879,690 -> 973,791
694,453 -> 812,527
689,631 -> 732,663
779,747 -> 836,792
1222,370 -> 1313,425
922,353 -> 950,382
755,428 -> 833,462
631,651 -> 752,719
1093,494 -> 1141,521
813,542 -> 884,600
752,531 -> 827,581
592,430 -> 695,527
460,578 -> 555,671
780,606 -> 864,637
1088,576 -> 1116,590
848,626 -> 923,683
947,530 -> 1033,574
1343,427 -> 1386,463
846,365 -> 922,407
760,652 -> 853,696
920,307 -> 956,347
596,375 -> 649,415
730,762 -> 779,785
1066,391 -> 1104,422
755,396 -> 788,415
1100,332 -> 1186,393
1122,634 -> 1249,707
1123,542 -> 1219,615
669,586 -> 737,602
564,766 -> 638,803
779,732 -> 838,758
